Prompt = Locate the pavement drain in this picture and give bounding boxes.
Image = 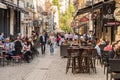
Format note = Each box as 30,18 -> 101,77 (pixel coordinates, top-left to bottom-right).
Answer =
39,68 -> 49,70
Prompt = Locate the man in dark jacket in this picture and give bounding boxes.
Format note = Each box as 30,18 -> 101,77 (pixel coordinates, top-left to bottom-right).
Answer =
14,36 -> 23,56
39,32 -> 47,54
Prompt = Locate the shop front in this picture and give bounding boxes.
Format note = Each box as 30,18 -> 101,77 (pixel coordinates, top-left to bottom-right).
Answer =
74,1 -> 118,42
114,7 -> 120,41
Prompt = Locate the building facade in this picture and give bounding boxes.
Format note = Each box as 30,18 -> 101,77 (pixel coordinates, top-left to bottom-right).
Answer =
0,0 -> 60,37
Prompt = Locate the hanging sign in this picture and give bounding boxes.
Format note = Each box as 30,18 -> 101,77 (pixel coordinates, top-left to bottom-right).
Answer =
102,1 -> 116,27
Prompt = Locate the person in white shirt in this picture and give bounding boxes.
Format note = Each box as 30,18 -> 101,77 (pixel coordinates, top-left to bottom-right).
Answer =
73,33 -> 78,40
49,33 -> 55,55
64,33 -> 68,40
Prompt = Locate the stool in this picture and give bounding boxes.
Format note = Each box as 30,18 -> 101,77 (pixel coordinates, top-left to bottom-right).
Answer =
66,48 -> 80,74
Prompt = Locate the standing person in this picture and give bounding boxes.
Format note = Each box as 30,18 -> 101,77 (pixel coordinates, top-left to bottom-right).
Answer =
14,36 -> 23,56
55,35 -> 60,46
39,32 -> 46,54
49,33 -> 55,55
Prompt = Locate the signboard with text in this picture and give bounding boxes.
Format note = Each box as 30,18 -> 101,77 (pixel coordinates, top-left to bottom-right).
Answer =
102,1 -> 117,27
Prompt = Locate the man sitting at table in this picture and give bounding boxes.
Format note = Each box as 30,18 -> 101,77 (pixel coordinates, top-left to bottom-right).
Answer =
3,38 -> 13,60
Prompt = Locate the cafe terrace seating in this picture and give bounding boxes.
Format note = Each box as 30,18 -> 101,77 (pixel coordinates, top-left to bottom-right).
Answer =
66,46 -> 97,74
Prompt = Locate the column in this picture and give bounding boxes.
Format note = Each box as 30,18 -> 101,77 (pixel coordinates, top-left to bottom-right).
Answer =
10,9 -> 14,35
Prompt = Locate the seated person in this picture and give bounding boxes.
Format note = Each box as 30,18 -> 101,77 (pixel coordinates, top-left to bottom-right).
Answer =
23,41 -> 32,63
95,42 -> 101,58
80,37 -> 87,46
61,40 -> 68,45
72,39 -> 79,46
104,41 -> 112,51
108,43 -> 119,59
3,38 -> 13,60
87,39 -> 92,46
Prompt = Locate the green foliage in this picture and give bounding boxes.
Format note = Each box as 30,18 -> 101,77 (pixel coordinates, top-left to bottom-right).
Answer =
59,4 -> 75,32
52,0 -> 75,33
52,0 -> 60,9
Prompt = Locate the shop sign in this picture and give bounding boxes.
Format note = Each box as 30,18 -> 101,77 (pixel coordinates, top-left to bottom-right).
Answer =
104,22 -> 120,26
114,8 -> 120,22
102,1 -> 116,27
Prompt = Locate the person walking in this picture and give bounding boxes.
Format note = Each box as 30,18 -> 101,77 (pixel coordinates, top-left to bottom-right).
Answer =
39,32 -> 46,54
49,33 -> 55,55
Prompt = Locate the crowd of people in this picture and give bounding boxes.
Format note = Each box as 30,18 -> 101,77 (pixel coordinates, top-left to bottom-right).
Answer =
0,30 -> 120,63
0,31 -> 39,63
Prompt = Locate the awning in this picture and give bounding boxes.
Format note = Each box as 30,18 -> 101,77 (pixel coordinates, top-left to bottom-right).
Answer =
74,1 -> 116,18
0,2 -> 7,9
75,1 -> 103,17
79,16 -> 89,22
2,0 -> 17,8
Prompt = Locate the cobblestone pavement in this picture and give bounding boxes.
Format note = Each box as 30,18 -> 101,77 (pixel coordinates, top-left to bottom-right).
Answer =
0,46 -> 106,80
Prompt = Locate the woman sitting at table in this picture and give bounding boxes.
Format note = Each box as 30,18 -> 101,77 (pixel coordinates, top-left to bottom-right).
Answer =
23,41 -> 31,63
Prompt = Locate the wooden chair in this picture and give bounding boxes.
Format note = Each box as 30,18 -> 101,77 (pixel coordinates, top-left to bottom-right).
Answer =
101,51 -> 109,74
60,45 -> 69,57
11,54 -> 23,65
108,59 -> 120,80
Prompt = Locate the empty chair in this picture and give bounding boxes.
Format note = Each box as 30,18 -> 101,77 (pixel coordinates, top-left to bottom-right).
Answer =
109,59 -> 120,80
